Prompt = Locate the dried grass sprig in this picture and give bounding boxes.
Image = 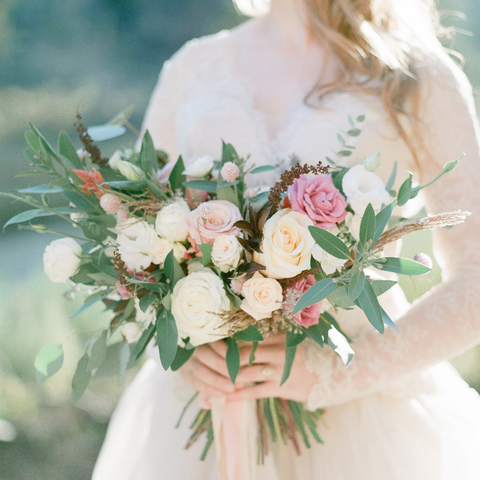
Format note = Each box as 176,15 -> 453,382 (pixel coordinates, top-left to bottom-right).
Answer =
125,197 -> 165,217
75,114 -> 109,166
375,210 -> 471,250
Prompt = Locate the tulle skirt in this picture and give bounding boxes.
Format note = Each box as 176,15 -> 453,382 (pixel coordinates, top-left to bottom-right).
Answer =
92,358 -> 480,480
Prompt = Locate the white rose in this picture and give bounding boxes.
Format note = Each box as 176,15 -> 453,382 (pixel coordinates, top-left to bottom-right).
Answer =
211,235 -> 243,272
171,270 -> 232,346
134,297 -> 156,326
183,155 -> 214,177
121,322 -> 142,343
254,209 -> 315,279
312,244 -> 348,275
342,164 -> 390,215
115,217 -> 148,238
155,198 -> 191,243
43,238 -> 83,283
345,212 -> 362,241
240,272 -> 283,321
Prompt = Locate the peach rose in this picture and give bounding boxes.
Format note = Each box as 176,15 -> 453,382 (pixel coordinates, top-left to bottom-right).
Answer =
240,272 -> 283,321
254,209 -> 316,279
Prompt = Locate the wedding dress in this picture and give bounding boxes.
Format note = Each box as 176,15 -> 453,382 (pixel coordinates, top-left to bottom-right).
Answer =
92,29 -> 480,479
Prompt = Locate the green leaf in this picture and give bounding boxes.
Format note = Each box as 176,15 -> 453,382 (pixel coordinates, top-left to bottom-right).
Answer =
87,330 -> 108,371
373,200 -> 396,246
18,185 -> 63,194
280,345 -> 297,386
327,327 -> 354,366
381,307 -> 399,331
357,115 -> 366,122
139,130 -> 157,175
71,293 -> 107,318
359,204 -> 376,251
171,346 -> 195,371
4,209 -> 43,228
371,279 -> 397,296
397,172 -> 413,207
216,183 -> 238,206
182,179 -> 217,193
249,165 -> 277,174
292,278 -> 336,314
80,221 -> 109,242
103,180 -> 146,191
58,131 -> 83,168
248,341 -> 258,365
221,142 -> 239,165
226,337 -> 240,383
169,156 -> 186,194
308,226 -> 351,260
25,130 -> 41,152
385,161 -> 397,192
139,292 -> 157,313
348,269 -> 365,302
235,325 -> 264,342
107,105 -> 135,125
199,243 -> 212,266
373,257 -> 430,276
156,309 -> 178,370
305,323 -> 325,348
87,125 -> 126,141
131,323 -> 156,360
327,285 -> 355,309
34,344 -> 64,383
357,281 -> 384,333
118,343 -> 131,387
72,353 -> 92,402
286,329 -> 306,347
164,249 -> 185,288
28,122 -> 58,158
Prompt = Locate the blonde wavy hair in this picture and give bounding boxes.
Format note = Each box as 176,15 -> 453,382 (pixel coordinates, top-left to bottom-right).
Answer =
233,0 -> 444,164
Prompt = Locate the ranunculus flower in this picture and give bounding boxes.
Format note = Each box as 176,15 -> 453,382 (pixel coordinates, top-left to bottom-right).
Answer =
187,200 -> 242,249
240,272 -> 283,321
288,174 -> 347,228
211,235 -> 243,272
43,238 -> 83,283
254,209 -> 315,279
342,164 -> 390,215
171,270 -> 232,346
155,198 -> 191,243
286,275 -> 322,328
183,155 -> 214,177
312,244 -> 348,275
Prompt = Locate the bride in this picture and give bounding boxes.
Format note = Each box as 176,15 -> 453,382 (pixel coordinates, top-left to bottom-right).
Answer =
92,0 -> 480,478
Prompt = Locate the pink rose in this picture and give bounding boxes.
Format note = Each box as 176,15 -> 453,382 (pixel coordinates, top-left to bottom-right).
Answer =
288,174 -> 347,229
285,275 -> 322,328
187,200 -> 242,249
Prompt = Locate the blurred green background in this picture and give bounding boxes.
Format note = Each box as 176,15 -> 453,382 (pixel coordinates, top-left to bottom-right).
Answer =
0,1 -> 479,479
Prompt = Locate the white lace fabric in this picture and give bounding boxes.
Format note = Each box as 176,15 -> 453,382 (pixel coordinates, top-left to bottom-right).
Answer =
140,31 -> 480,411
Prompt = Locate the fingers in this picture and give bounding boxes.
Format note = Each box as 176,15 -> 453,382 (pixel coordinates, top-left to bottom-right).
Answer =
235,364 -> 277,383
238,343 -> 285,367
226,382 -> 274,402
194,344 -> 230,378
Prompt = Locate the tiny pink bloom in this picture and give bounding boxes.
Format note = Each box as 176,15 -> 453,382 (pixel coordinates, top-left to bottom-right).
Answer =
221,162 -> 240,183
288,174 -> 347,229
230,276 -> 248,295
285,275 -> 322,328
100,193 -> 122,214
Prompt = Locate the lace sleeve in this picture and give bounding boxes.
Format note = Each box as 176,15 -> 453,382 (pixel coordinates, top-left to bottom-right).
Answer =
306,52 -> 480,411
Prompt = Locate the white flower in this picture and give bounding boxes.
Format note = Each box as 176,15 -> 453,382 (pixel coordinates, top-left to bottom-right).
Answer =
240,272 -> 283,321
108,150 -> 123,169
183,155 -> 214,177
109,151 -> 145,182
134,297 -> 156,326
345,212 -> 362,241
312,245 -> 348,275
342,164 -> 390,215
211,235 -> 243,272
43,238 -> 83,283
155,198 -> 190,243
171,270 -> 232,346
121,322 -> 142,343
362,152 -> 381,172
254,209 -> 316,279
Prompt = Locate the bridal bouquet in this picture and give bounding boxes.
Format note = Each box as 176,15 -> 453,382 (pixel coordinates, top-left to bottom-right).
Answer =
2,113 -> 467,462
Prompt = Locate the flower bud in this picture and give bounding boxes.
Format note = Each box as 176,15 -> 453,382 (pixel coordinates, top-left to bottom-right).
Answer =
362,152 -> 381,172
413,253 -> 433,270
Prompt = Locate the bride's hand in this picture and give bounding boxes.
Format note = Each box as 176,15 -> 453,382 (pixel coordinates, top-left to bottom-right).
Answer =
226,333 -> 318,403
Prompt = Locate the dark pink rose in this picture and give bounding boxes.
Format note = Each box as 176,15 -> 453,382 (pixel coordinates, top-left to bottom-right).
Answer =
285,275 -> 322,328
288,174 -> 347,229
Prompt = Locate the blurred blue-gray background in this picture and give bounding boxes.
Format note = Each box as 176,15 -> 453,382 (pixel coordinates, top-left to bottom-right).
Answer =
0,1 -> 479,478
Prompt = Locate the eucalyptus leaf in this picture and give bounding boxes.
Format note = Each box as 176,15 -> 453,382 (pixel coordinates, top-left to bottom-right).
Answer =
139,130 -> 157,175
280,345 -> 297,386
373,201 -> 396,246
71,293 -> 107,319
235,325 -> 264,342
169,156 -> 186,194
371,280 -> 397,296
72,353 -> 92,402
249,165 -> 277,174
359,204 -> 375,251
248,341 -> 258,365
373,257 -> 430,276
18,185 -> 63,194
357,281 -> 384,333
182,179 -> 217,193
156,309 -> 178,370
58,131 -> 83,168
305,323 -> 325,347
34,344 -> 64,383
118,343 -> 131,387
286,329 -> 307,347
308,226 -> 351,260
221,142 -> 239,165
385,161 -> 398,192
102,180 -> 146,191
164,249 -> 185,288
292,278 -> 336,314
139,292 -> 157,313
87,125 -> 126,141
348,269 -> 365,302
131,323 -> 156,360
327,285 -> 355,309
226,337 -> 240,383
397,173 -> 413,207
381,307 -> 399,331
87,330 -> 108,372
171,346 -> 195,371
199,243 -> 212,266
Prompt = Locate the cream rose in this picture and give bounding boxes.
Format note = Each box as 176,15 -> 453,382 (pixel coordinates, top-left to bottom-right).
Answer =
255,209 -> 315,279
342,164 -> 390,215
240,272 -> 283,321
43,237 -> 83,283
171,270 -> 232,346
155,198 -> 191,243
211,235 -> 243,272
